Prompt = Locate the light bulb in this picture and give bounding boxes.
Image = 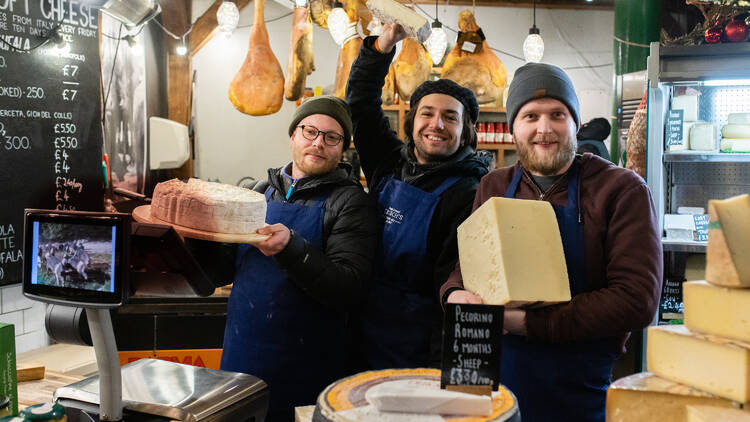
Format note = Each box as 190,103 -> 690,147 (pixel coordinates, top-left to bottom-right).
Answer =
523,31 -> 544,63
327,2 -> 349,46
217,1 -> 240,38
424,22 -> 447,66
176,38 -> 187,56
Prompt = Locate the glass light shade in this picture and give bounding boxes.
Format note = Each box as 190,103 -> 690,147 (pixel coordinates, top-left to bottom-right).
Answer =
327,5 -> 349,46
176,42 -> 187,56
217,1 -> 240,38
424,25 -> 447,66
523,33 -> 544,62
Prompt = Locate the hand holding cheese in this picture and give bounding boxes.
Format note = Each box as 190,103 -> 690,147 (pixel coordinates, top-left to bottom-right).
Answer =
251,223 -> 291,256
457,197 -> 571,307
376,22 -> 408,54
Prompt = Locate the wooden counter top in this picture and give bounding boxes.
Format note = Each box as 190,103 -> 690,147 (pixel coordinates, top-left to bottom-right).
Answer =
18,371 -> 84,408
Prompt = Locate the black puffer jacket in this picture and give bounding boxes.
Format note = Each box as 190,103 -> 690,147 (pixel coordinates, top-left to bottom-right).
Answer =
346,36 -> 491,364
189,163 -> 378,313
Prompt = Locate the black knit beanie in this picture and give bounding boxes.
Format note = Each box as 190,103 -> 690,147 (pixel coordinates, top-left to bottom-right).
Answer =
288,95 -> 353,150
506,62 -> 580,134
410,79 -> 479,123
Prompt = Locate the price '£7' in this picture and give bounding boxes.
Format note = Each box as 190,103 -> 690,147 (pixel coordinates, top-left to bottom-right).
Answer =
62,89 -> 77,101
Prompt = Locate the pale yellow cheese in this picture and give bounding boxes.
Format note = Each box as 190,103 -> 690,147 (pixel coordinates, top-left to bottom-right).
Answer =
729,113 -> 750,125
687,405 -> 750,422
706,194 -> 750,287
689,123 -> 717,151
365,0 -> 430,42
672,95 -> 699,122
606,372 -> 738,422
457,197 -> 570,306
722,124 -> 750,139
720,138 -> 750,153
647,325 -> 750,403
684,281 -> 750,342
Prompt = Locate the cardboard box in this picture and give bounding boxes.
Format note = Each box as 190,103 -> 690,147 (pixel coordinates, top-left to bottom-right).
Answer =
0,323 -> 18,416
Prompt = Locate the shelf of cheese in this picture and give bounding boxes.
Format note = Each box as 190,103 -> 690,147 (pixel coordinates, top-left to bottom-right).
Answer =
664,151 -> 750,162
661,238 -> 707,253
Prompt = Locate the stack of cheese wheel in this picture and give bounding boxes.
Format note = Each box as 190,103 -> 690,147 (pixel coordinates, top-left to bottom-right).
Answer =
720,113 -> 750,153
607,194 -> 750,421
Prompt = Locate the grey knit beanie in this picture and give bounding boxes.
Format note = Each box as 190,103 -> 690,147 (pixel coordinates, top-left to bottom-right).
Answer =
288,95 -> 353,150
506,63 -> 580,134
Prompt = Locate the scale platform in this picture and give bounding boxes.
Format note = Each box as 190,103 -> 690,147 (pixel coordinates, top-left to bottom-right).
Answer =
54,358 -> 269,421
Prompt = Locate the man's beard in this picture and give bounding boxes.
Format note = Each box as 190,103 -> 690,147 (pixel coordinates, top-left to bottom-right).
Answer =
517,134 -> 577,176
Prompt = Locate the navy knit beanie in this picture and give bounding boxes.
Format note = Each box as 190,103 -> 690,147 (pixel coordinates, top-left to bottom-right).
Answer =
410,79 -> 479,123
506,62 -> 580,134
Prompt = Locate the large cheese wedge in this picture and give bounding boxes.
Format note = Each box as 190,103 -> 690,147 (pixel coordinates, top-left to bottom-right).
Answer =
688,123 -> 717,150
364,379 -> 492,416
672,95 -> 699,122
706,194 -> 750,287
606,372 -> 738,422
365,0 -> 430,42
729,113 -> 750,125
647,325 -> 750,403
721,138 -> 750,153
457,197 -> 570,306
687,405 -> 750,422
684,281 -> 750,342
722,124 -> 750,139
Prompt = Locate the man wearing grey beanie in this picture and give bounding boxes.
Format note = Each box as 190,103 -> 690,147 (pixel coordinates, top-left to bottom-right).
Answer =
346,23 -> 491,371
200,95 -> 378,421
442,63 -> 662,422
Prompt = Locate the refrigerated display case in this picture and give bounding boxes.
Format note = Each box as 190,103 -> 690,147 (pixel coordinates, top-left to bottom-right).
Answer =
646,42 -> 750,329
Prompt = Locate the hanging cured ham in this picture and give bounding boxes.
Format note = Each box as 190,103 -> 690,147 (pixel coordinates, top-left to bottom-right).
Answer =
333,0 -> 362,99
284,6 -> 315,101
441,9 -> 507,105
382,63 -> 396,105
228,0 -> 284,115
309,0 -> 333,28
394,38 -> 431,102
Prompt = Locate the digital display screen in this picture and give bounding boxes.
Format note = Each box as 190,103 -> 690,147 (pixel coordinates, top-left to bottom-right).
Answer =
29,221 -> 117,293
23,210 -> 129,308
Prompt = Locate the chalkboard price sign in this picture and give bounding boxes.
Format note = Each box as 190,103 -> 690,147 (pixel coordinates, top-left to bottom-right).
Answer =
0,0 -> 106,286
441,303 -> 503,390
666,109 -> 684,147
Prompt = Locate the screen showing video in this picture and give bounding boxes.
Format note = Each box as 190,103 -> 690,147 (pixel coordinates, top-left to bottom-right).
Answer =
29,221 -> 117,293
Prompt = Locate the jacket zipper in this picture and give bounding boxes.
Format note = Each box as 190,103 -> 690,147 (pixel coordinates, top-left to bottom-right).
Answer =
524,168 -> 565,201
285,179 -> 299,201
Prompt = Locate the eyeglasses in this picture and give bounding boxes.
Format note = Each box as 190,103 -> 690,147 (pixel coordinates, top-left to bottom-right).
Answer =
297,125 -> 345,147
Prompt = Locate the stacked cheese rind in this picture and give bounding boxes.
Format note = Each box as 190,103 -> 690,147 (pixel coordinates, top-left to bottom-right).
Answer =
721,113 -> 750,153
151,178 -> 267,234
607,194 -> 750,421
456,197 -> 571,307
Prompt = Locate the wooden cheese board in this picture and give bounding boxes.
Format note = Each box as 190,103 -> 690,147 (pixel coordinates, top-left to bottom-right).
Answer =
132,205 -> 270,243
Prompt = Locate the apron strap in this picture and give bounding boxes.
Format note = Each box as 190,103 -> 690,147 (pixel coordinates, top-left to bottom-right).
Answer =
504,167 -> 524,198
430,176 -> 460,196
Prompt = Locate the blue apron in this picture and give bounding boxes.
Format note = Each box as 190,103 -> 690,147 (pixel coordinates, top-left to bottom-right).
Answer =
501,162 -> 617,422
362,175 -> 459,369
221,187 -> 346,421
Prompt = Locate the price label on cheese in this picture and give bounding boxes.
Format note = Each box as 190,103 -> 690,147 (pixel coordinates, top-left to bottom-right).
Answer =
440,303 -> 503,390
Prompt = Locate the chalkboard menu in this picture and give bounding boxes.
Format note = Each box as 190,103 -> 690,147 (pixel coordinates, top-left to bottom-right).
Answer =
0,1 -> 106,286
441,303 -> 503,390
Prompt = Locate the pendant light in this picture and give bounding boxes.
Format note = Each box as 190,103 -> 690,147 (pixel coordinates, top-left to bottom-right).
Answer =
327,1 -> 350,46
522,0 -> 544,62
423,0 -> 447,66
216,1 -> 240,38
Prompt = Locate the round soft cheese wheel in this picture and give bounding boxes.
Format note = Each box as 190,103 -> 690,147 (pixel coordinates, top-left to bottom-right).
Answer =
721,124 -> 750,139
720,138 -> 750,153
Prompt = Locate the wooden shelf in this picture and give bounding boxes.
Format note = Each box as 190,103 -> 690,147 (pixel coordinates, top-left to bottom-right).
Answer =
382,104 -> 506,113
478,143 -> 515,150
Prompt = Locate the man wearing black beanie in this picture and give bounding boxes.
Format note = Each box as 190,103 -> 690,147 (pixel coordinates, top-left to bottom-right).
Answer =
346,23 -> 491,370
441,62 -> 662,422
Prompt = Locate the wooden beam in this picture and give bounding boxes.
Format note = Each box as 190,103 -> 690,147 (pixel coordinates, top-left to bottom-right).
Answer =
407,0 -> 613,9
189,0 -> 252,57
160,0 -> 194,179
